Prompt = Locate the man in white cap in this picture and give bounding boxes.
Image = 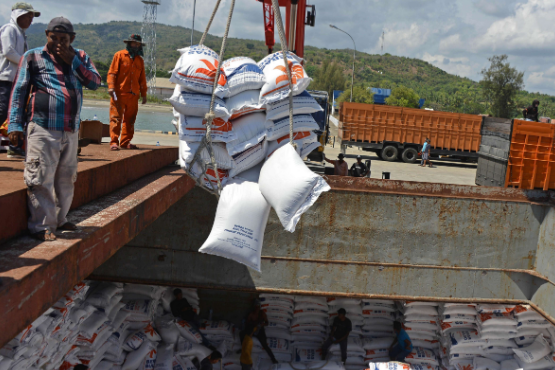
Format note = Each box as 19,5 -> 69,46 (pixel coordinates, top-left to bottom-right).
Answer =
0,2 -> 40,158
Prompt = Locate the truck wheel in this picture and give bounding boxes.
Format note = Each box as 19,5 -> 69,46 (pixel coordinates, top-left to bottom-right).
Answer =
401,148 -> 418,164
380,145 -> 398,162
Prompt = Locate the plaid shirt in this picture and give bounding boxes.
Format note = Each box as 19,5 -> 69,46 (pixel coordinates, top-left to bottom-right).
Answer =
8,45 -> 101,133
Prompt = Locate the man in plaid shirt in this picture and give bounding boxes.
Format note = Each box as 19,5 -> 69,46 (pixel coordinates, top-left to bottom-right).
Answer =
8,16 -> 101,241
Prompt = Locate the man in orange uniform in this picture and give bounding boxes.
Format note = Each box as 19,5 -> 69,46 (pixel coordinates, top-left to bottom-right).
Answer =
107,34 -> 147,150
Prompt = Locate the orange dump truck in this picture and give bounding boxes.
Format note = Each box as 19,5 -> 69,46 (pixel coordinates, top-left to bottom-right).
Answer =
339,102 -> 483,163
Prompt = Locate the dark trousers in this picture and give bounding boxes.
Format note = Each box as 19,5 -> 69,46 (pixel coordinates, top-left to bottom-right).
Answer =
321,337 -> 347,363
241,364 -> 252,370
0,80 -> 23,152
389,344 -> 411,361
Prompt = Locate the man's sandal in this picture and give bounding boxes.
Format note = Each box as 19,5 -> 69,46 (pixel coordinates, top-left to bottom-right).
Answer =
121,144 -> 138,149
31,230 -> 56,241
58,222 -> 78,231
110,145 -> 119,151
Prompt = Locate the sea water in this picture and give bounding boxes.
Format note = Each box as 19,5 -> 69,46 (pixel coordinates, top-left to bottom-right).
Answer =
81,105 -> 175,132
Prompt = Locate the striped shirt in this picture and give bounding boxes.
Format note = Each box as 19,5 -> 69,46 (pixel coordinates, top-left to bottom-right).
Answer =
8,45 -> 101,133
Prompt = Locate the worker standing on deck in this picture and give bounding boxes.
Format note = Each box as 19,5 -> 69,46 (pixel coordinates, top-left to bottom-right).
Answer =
523,100 -> 540,122
8,17 -> 100,241
350,155 -> 369,177
389,321 -> 413,361
107,34 -> 147,151
245,299 -> 279,364
321,308 -> 352,365
325,153 -> 349,176
0,2 -> 40,159
420,138 -> 433,168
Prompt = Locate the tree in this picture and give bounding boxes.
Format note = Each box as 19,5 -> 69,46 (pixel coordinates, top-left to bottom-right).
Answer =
336,85 -> 374,104
309,58 -> 346,97
480,55 -> 524,118
386,86 -> 420,108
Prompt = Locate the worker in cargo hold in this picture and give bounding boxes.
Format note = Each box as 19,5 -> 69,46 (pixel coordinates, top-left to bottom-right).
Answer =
350,155 -> 369,177
8,16 -> 101,241
324,153 -> 349,176
240,324 -> 257,370
107,34 -> 147,150
245,299 -> 279,363
199,351 -> 222,370
0,2 -> 40,159
389,321 -> 413,361
523,100 -> 540,122
321,308 -> 352,364
171,288 -> 214,348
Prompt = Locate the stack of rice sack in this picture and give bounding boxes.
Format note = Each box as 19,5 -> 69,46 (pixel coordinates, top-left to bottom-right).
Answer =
361,300 -> 397,364
398,302 -> 440,369
291,296 -> 329,363
259,52 -> 323,160
258,294 -> 294,363
438,303 -> 479,367
325,298 -> 365,370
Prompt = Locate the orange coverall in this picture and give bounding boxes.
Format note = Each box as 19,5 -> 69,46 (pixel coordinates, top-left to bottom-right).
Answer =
107,50 -> 147,147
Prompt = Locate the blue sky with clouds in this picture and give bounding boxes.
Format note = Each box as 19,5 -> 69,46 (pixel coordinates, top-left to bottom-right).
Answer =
2,0 -> 555,94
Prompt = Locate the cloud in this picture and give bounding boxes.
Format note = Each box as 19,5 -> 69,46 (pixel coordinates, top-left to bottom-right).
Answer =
472,0 -> 518,17
422,52 -> 476,78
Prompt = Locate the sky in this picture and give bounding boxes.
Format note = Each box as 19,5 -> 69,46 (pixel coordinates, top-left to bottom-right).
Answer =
2,0 -> 555,94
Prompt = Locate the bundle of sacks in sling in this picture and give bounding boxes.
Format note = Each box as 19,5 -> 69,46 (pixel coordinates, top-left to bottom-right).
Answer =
0,281 -> 239,370
169,46 -> 330,272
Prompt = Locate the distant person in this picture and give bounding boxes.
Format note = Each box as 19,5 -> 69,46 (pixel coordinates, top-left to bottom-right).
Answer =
244,299 -> 278,364
8,17 -> 100,241
325,153 -> 349,176
389,321 -> 413,361
199,351 -> 222,370
0,2 -> 40,159
107,34 -> 148,150
350,155 -> 369,177
170,289 -> 213,348
321,308 -> 352,365
420,138 -> 433,168
240,324 -> 257,370
523,100 -> 540,122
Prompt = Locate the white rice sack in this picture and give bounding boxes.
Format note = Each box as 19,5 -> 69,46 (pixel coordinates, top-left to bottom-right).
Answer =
259,144 -> 330,232
295,296 -> 328,304
260,293 -> 294,301
442,306 -> 477,316
404,322 -> 438,331
405,347 -> 438,366
222,57 -> 266,97
179,140 -> 235,170
472,357 -> 500,370
449,331 -> 487,348
139,341 -> 158,370
170,86 -> 230,119
364,348 -> 390,359
228,139 -> 267,179
264,307 -> 293,318
361,302 -> 397,313
200,320 -> 233,337
478,313 -> 516,326
79,310 -> 108,339
512,334 -> 551,363
266,114 -> 319,141
258,52 -> 311,105
367,362 -> 411,370
330,337 -> 364,353
262,298 -> 294,311
173,355 -> 197,370
122,300 -> 156,322
514,305 -> 544,320
440,321 -> 476,333
170,45 -> 228,97
452,360 -> 474,370
294,302 -> 329,311
362,310 -> 396,320
514,354 -> 555,370
476,305 -> 515,314
294,308 -> 328,318
122,340 -> 156,370
199,178 -> 271,271
266,328 -> 293,341
234,161 -> 263,183
265,90 -> 323,121
177,112 -> 235,142
176,338 -> 212,360
154,342 -> 174,370
227,112 -> 267,156
291,329 -> 327,341
300,139 -> 321,159
411,339 -> 439,350
122,284 -> 164,300
185,162 -> 230,189
255,337 -> 290,353
87,282 -> 123,309
227,89 -> 265,120
404,306 -> 438,317
266,131 -> 317,159
123,323 -> 162,351
294,348 -> 322,362
518,320 -> 552,329
499,359 -> 521,370
175,320 -> 203,343
442,315 -> 477,323
290,323 -> 326,332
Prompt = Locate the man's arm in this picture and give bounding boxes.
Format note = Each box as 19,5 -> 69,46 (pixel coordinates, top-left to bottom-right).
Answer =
362,164 -> 369,177
71,50 -> 101,91
0,27 -> 23,65
334,331 -> 350,343
404,339 -> 412,350
107,53 -> 120,100
8,52 -> 32,136
324,157 -> 334,165
139,59 -> 148,104
389,337 -> 398,351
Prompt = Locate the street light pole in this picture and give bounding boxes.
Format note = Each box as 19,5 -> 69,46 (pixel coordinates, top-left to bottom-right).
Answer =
191,0 -> 196,46
330,24 -> 356,103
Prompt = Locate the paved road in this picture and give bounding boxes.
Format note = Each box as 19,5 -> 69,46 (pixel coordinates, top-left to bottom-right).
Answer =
123,129 -> 477,186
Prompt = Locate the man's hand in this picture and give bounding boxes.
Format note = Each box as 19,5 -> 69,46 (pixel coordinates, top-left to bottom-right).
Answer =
108,89 -> 117,101
8,131 -> 24,147
56,43 -> 76,65
142,96 -> 147,105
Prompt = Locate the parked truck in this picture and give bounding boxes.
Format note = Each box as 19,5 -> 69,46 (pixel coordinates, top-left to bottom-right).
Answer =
338,102 -> 483,163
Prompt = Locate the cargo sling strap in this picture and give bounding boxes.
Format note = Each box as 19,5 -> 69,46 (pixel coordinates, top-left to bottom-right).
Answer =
187,0 -> 296,197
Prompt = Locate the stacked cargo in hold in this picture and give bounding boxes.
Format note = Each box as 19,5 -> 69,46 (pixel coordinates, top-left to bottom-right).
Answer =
290,296 -> 329,362
361,299 -> 398,364
327,298 -> 366,370
399,302 -> 440,369
438,303 -> 480,368
259,294 -> 295,363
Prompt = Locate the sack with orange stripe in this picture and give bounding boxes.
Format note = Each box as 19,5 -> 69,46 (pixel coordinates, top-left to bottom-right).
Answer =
174,110 -> 236,143
257,51 -> 311,105
170,45 -> 229,98
266,131 -> 318,159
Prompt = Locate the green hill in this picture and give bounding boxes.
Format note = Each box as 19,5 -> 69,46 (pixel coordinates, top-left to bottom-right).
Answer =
26,21 -> 555,117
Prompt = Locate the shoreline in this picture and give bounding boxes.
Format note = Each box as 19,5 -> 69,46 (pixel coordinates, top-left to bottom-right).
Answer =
83,98 -> 173,113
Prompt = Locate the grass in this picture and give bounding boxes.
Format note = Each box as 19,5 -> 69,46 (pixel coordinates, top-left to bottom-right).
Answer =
83,86 -> 172,106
